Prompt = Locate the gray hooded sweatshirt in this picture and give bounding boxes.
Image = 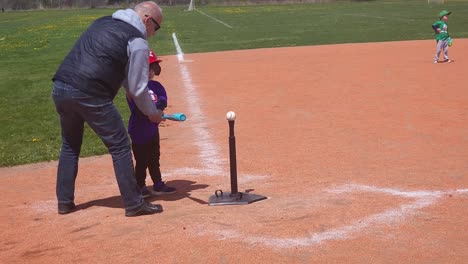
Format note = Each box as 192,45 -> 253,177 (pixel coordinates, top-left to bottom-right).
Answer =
112,8 -> 159,119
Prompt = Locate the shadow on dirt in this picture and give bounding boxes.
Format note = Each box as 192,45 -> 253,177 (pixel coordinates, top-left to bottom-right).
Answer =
75,180 -> 209,210
146,179 -> 209,204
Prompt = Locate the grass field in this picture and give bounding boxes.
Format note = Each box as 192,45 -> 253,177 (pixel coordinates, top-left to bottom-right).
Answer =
0,0 -> 467,166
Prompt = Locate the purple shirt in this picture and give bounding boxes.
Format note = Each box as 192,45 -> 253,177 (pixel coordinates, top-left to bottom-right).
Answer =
127,80 -> 167,144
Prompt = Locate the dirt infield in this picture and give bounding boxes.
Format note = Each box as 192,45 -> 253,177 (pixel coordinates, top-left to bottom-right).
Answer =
1,39 -> 467,263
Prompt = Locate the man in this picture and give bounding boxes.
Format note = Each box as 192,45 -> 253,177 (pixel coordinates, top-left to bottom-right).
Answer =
52,1 -> 164,217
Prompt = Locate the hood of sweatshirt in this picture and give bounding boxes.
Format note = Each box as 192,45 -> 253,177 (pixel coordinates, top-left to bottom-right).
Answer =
112,9 -> 147,39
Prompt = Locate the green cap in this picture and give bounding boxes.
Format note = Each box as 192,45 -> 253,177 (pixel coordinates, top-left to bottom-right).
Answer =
439,10 -> 452,19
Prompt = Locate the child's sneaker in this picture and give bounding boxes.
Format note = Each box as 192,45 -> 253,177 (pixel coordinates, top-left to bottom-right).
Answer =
152,182 -> 176,195
141,186 -> 152,198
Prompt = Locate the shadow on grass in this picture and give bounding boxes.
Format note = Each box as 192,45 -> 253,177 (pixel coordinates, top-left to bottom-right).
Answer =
76,179 -> 209,210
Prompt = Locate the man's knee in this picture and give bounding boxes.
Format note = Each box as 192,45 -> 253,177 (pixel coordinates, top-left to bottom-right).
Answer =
108,136 -> 132,158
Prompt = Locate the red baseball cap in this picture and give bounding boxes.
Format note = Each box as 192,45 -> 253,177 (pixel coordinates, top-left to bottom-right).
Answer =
149,50 -> 162,64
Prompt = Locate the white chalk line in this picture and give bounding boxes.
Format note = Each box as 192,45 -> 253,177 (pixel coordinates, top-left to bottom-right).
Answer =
327,183 -> 445,198
197,183 -> 468,249
171,33 -> 185,61
169,33 -> 266,183
163,166 -> 268,183
171,33 -> 223,176
195,9 -> 233,29
28,200 -> 56,213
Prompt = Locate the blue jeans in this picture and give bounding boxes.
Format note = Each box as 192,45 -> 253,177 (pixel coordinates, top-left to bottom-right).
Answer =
52,80 -> 144,211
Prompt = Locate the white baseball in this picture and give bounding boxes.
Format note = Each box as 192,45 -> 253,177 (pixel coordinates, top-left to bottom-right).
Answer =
226,111 -> 236,121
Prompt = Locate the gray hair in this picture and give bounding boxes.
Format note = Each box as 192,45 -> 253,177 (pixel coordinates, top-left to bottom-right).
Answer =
134,1 -> 162,14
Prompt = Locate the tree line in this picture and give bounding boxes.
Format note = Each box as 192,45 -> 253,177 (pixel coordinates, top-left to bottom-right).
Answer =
0,0 -> 192,10
1,0 -> 344,11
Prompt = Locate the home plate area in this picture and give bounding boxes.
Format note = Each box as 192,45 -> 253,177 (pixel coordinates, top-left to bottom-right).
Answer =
191,183 -> 468,250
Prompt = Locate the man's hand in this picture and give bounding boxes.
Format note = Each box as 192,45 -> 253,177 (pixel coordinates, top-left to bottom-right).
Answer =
149,109 -> 164,123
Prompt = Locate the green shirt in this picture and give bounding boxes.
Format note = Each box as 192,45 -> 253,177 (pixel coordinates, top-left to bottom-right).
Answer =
432,20 -> 449,41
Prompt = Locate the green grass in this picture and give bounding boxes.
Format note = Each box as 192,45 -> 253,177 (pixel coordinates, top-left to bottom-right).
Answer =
1,1 -> 467,166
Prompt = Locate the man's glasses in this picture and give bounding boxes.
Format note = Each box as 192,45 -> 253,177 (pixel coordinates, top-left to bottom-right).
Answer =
145,15 -> 160,32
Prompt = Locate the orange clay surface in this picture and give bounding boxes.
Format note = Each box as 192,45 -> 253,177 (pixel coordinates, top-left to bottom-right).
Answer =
1,40 -> 467,263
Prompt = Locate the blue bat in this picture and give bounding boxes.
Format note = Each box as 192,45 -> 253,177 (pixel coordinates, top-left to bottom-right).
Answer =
163,113 -> 186,122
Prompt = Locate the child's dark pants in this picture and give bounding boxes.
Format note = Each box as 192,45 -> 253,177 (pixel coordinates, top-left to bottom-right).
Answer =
132,132 -> 162,188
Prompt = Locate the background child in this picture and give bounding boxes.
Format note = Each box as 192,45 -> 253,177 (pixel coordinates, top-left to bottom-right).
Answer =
127,50 -> 176,197
432,10 -> 452,63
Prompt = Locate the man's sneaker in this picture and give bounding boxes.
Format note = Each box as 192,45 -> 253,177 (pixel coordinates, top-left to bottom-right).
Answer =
434,60 -> 438,64
443,59 -> 452,63
58,202 -> 76,214
152,182 -> 176,195
141,186 -> 152,198
125,202 -> 163,217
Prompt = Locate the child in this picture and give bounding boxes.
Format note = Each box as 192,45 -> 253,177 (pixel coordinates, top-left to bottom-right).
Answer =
127,50 -> 176,197
432,10 -> 452,63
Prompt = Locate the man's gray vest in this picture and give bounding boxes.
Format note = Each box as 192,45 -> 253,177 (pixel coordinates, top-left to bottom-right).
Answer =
53,16 -> 144,99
